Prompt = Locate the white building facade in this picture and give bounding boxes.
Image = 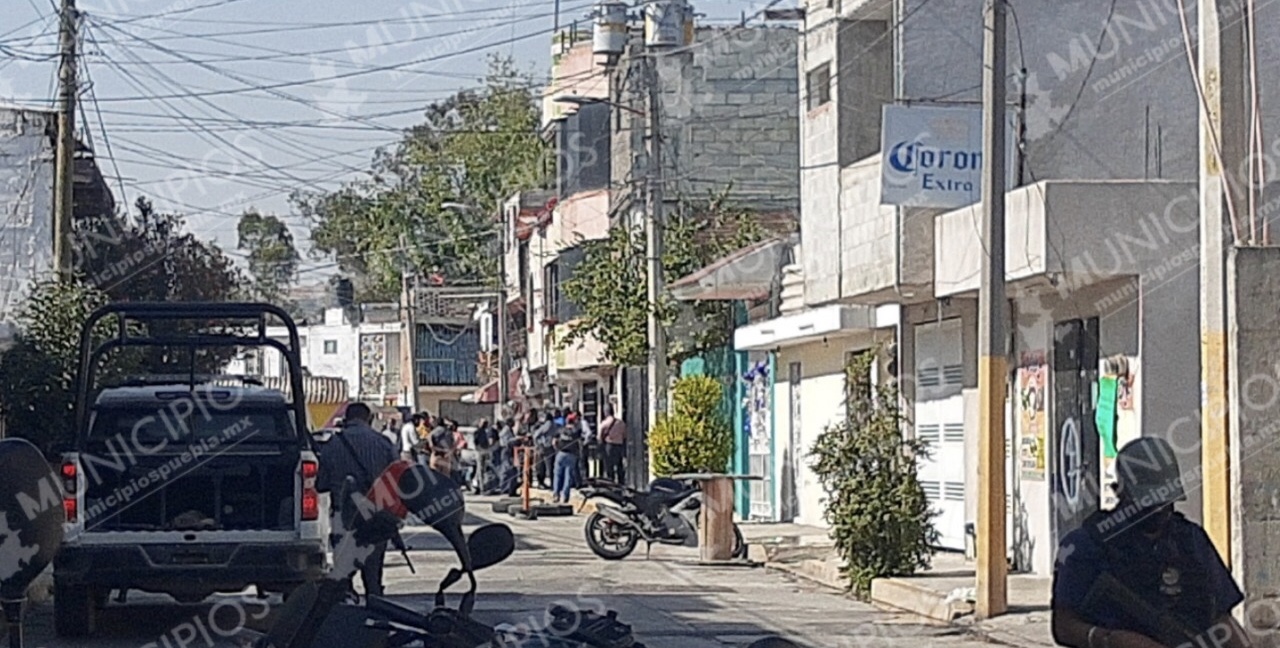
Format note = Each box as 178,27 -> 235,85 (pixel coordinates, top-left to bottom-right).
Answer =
228,306 -> 405,406
735,0 -> 1206,578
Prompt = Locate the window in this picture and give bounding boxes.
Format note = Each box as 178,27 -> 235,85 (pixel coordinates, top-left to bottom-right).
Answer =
323,340 -> 338,354
545,247 -> 586,323
544,263 -> 561,322
518,241 -> 530,303
557,103 -> 612,194
806,63 -> 831,111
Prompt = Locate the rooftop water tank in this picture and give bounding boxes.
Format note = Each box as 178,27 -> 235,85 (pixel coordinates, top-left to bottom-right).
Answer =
592,1 -> 629,56
644,0 -> 690,48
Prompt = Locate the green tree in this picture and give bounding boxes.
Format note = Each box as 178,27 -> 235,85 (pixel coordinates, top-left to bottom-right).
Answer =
809,350 -> 938,596
649,375 -> 734,476
77,196 -> 246,305
0,196 -> 248,455
237,209 -> 300,303
73,196 -> 247,375
0,280 -> 138,455
558,191 -> 767,366
296,55 -> 547,301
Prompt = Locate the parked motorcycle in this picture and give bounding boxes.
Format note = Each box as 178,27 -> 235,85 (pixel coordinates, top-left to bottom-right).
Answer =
578,478 -> 747,561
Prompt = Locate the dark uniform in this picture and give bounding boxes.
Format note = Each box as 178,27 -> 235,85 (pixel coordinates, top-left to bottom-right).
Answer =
1051,437 -> 1249,648
1053,510 -> 1243,637
315,418 -> 397,597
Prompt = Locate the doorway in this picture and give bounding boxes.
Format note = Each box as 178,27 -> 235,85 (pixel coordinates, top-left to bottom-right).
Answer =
1050,317 -> 1101,551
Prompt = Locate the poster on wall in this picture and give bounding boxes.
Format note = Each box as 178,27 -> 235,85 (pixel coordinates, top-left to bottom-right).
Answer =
1017,351 -> 1048,481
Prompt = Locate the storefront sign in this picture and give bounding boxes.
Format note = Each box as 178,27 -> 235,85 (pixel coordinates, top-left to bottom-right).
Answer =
1017,351 -> 1048,481
881,105 -> 983,209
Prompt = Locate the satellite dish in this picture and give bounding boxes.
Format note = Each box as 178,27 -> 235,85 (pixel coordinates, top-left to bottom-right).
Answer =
0,438 -> 64,646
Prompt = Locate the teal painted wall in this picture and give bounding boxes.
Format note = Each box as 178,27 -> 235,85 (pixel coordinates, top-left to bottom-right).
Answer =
676,304 -> 751,518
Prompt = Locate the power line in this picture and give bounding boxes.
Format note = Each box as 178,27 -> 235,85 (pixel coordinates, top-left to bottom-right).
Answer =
86,15 -> 587,102
98,0 -> 251,26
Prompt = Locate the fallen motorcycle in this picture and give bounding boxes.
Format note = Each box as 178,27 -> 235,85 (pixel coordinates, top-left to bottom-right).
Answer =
577,477 -> 746,561
242,465 -> 650,648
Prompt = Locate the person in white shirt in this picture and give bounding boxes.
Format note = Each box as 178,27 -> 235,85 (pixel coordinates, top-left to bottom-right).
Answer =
400,413 -> 423,461
380,417 -> 399,447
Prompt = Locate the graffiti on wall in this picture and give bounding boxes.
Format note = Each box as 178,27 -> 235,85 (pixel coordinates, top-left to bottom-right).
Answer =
360,334 -> 387,397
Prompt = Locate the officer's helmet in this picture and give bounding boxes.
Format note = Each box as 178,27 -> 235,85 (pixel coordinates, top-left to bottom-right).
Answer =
1114,436 -> 1187,508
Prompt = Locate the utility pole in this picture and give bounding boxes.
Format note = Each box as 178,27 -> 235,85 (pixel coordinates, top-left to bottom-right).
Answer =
497,209 -> 510,413
645,51 -> 668,440
975,0 -> 1008,620
1199,0 -> 1246,564
53,0 -> 78,281
401,234 -> 422,413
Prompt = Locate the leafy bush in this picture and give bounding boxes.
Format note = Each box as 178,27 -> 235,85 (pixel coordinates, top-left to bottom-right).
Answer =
0,280 -> 116,455
809,349 -> 938,596
650,375 -> 734,476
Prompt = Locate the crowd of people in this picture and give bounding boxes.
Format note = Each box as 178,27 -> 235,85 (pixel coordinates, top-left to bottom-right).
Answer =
314,401 -> 630,595
471,404 -> 628,504
357,403 -> 630,503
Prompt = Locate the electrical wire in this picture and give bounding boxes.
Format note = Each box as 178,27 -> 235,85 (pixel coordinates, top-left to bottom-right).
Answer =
1246,0 -> 1263,244
99,0 -> 252,26
87,14 -> 587,102
1174,0 -> 1241,243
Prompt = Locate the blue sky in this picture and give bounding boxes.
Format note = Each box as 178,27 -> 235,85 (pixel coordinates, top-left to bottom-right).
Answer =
0,0 -> 778,280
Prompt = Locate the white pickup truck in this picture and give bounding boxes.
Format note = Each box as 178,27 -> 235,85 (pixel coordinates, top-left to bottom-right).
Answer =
53,303 -> 328,637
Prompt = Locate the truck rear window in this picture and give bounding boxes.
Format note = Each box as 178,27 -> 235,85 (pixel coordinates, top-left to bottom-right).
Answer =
89,407 -> 297,445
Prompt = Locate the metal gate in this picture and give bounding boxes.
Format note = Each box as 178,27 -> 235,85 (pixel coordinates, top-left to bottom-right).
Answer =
1051,317 -> 1101,552
745,359 -> 773,520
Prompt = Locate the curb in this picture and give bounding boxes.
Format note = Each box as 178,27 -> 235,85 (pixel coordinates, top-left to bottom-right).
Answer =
526,488 -> 597,514
762,558 -> 849,593
868,577 -> 974,622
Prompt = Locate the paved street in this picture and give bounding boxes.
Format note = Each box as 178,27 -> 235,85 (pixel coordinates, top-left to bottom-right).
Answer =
11,497 -> 995,647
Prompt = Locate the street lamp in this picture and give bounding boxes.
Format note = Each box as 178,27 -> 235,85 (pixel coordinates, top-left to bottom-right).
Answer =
553,95 -> 646,116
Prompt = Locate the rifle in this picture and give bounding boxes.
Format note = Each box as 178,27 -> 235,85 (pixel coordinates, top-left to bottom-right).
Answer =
334,430 -> 416,575
1083,572 -> 1202,648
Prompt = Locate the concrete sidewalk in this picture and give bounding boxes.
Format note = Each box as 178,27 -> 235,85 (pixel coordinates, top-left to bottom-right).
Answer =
746,524 -> 1054,647
512,490 -> 1055,646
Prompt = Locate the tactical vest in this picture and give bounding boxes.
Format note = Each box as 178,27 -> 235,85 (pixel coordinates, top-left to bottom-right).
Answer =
1082,509 -> 1217,636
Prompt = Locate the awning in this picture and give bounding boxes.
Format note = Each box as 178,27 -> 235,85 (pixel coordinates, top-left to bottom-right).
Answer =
469,367 -> 524,404
215,375 -> 349,403
734,304 -> 894,351
668,236 -> 793,302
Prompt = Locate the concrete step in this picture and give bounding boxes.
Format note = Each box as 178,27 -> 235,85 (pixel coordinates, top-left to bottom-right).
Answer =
762,555 -> 847,592
869,577 -> 974,622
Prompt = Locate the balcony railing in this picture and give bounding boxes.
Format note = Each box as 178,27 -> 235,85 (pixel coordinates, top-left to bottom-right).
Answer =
415,359 -> 478,387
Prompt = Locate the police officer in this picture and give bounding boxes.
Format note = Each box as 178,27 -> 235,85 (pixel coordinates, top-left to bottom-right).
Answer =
1051,437 -> 1251,648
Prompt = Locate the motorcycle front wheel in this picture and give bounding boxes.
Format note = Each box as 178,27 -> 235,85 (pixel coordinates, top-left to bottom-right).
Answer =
585,511 -> 640,560
733,524 -> 747,560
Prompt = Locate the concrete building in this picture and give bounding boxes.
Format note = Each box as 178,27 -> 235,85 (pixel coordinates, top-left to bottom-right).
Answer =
501,22 -> 801,449
228,305 -> 403,405
734,0 -> 1204,576
608,24 -> 801,227
0,105 -> 113,344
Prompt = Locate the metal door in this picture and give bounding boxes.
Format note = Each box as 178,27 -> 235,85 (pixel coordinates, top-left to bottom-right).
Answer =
914,319 -> 967,550
746,360 -> 773,521
779,361 -> 802,522
1051,318 -> 1101,549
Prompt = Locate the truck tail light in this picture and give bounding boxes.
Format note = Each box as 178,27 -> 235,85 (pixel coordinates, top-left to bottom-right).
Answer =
300,459 -> 319,521
61,460 -> 78,523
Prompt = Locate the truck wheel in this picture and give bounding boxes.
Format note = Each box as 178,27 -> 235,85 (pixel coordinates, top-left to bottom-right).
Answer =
54,580 -> 97,638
